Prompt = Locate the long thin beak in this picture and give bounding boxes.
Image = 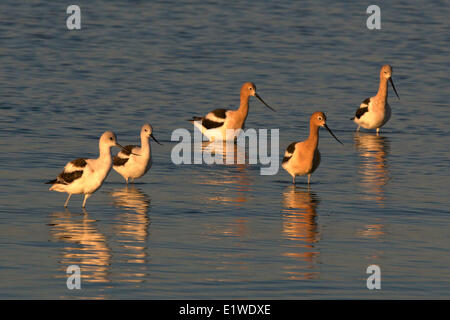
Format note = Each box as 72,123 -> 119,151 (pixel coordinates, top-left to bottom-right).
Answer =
150,133 -> 162,145
323,124 -> 343,145
389,77 -> 400,99
116,143 -> 140,156
254,92 -> 276,112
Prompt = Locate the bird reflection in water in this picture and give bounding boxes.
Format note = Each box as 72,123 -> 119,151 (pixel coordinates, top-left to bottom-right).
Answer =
197,141 -> 252,206
281,185 -> 320,280
49,209 -> 111,284
110,186 -> 151,283
354,133 -> 390,206
356,222 -> 385,240
196,141 -> 252,238
199,140 -> 246,166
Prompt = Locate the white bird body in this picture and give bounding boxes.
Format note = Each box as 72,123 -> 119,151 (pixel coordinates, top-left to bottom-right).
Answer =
50,157 -> 112,195
354,98 -> 391,130
352,65 -> 399,134
189,82 -> 275,141
113,124 -> 161,184
47,131 -> 126,208
193,108 -> 247,141
114,144 -> 151,181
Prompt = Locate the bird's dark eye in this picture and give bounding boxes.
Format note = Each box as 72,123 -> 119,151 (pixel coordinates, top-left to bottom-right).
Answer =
318,117 -> 323,120
110,137 -> 113,140
249,87 -> 253,90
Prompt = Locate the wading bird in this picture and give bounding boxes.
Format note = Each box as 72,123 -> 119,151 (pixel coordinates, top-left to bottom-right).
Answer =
188,82 -> 275,141
282,112 -> 343,185
46,131 -> 129,208
113,123 -> 162,184
351,65 -> 400,135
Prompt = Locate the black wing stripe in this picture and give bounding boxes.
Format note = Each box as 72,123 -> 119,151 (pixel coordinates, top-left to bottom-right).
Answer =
286,142 -> 297,154
211,109 -> 227,119
202,118 -> 224,129
355,107 -> 369,119
113,156 -> 129,166
282,156 -> 292,164
362,97 -> 371,105
70,158 -> 87,167
58,170 -> 84,184
120,145 -> 138,156
282,142 -> 297,163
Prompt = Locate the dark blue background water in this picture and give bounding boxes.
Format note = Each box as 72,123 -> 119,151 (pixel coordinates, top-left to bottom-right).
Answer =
0,0 -> 449,298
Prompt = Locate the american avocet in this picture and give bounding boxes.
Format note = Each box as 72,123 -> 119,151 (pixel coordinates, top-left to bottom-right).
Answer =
46,131 -> 129,208
188,82 -> 275,141
113,123 -> 161,184
282,112 -> 343,185
351,65 -> 400,135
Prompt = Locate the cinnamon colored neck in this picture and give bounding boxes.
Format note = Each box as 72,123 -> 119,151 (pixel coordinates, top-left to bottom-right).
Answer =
376,76 -> 389,101
307,123 -> 319,148
237,92 -> 250,117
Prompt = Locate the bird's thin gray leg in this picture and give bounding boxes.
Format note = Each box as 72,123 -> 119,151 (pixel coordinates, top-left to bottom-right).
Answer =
82,194 -> 91,208
64,194 -> 72,208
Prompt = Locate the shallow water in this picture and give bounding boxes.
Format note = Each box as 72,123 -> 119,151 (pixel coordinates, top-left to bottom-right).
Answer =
0,1 -> 449,299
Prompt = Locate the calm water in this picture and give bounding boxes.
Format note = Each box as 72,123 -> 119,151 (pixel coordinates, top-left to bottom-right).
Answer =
0,1 -> 449,299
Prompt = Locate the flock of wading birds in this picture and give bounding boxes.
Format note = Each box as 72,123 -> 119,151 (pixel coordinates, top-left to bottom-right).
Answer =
47,65 -> 400,208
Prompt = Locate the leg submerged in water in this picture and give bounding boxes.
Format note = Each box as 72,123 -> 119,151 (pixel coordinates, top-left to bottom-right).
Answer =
64,194 -> 72,208
82,194 -> 91,208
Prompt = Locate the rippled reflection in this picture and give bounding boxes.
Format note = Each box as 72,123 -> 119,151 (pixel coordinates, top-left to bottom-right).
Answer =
199,141 -> 246,165
281,186 -> 320,280
354,133 -> 390,205
50,187 -> 151,290
201,168 -> 252,205
195,142 -> 253,206
111,186 -> 151,283
111,186 -> 150,215
356,222 -> 385,239
49,210 -> 111,284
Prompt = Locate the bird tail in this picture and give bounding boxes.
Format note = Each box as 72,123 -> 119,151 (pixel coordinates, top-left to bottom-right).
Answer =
350,117 -> 355,120
45,179 -> 57,184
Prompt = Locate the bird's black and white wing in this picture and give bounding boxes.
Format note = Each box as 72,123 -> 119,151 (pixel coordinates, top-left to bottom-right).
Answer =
352,97 -> 371,120
46,158 -> 87,185
113,145 -> 138,166
282,142 -> 297,164
190,108 -> 229,129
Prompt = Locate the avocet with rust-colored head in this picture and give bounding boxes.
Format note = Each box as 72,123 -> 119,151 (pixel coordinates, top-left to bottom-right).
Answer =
113,123 -> 162,184
188,82 -> 275,141
351,65 -> 400,135
46,131 -> 129,208
282,112 -> 343,185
